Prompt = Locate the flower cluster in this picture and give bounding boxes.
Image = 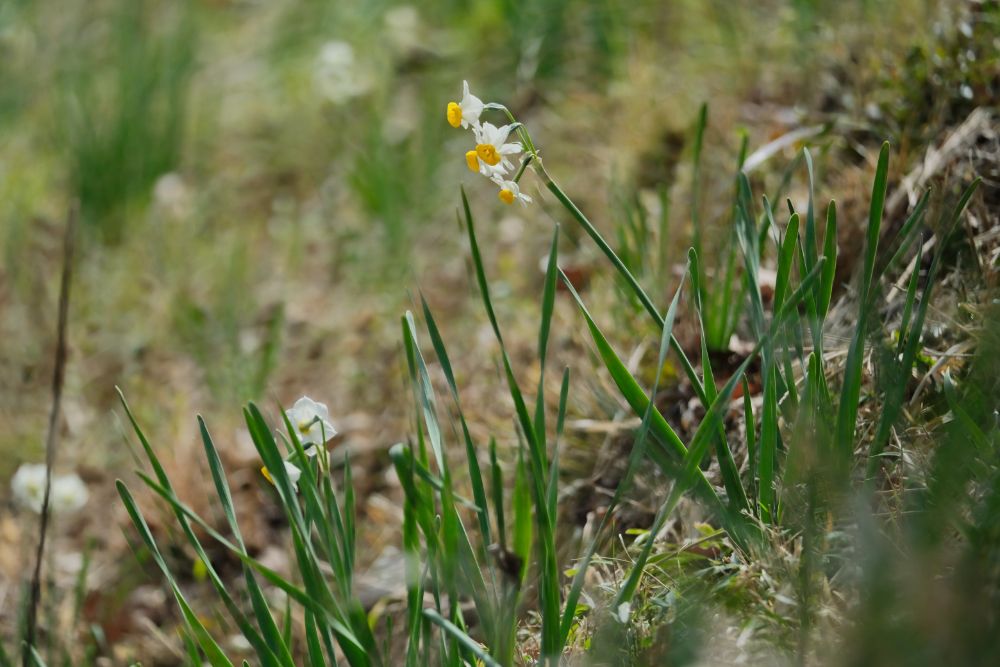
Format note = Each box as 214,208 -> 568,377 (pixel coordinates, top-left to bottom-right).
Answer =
260,396 -> 338,491
447,81 -> 532,206
11,463 -> 89,514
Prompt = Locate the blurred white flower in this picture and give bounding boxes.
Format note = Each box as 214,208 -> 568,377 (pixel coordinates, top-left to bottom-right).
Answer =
227,634 -> 253,653
51,473 -> 89,513
152,172 -> 191,218
615,601 -> 632,624
313,41 -> 372,104
474,122 -> 522,173
384,5 -> 422,54
490,176 -> 532,207
11,464 -> 88,514
384,84 -> 420,144
11,463 -> 46,513
260,461 -> 302,491
446,80 -> 484,130
286,396 -> 337,447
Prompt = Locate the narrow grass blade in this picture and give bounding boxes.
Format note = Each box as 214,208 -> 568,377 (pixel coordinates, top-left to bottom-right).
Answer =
490,439 -> 506,550
873,189 -> 931,288
862,142 -> 891,302
421,296 -> 492,546
818,201 -> 838,318
117,482 -> 234,667
691,102 -> 709,274
199,418 -> 294,667
464,190 -> 561,657
942,374 -> 992,455
23,644 -> 46,667
548,368 -> 570,522
615,322 -> 772,604
119,391 -> 282,666
461,187 -> 503,344
773,214 -> 799,316
403,312 -> 448,474
134,471 -> 370,664
402,496 -> 423,667
803,149 -> 819,280
759,364 -> 780,522
246,405 -> 376,665
535,225 -> 560,444
866,179 -> 981,474
558,267 -> 726,511
835,142 -> 890,458
559,259 -> 690,645
743,375 -> 758,509
423,609 -> 501,667
533,170 -> 711,418
736,173 -> 766,340
512,448 -> 533,583
690,248 -> 749,512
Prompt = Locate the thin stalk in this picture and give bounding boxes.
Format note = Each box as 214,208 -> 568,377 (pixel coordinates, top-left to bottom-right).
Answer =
25,204 -> 77,665
532,161 -> 709,409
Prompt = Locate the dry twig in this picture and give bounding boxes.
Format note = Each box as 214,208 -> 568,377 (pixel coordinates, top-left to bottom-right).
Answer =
24,204 -> 77,665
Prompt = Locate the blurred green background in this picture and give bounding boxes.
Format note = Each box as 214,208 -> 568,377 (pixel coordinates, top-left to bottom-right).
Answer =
0,0 -> 947,463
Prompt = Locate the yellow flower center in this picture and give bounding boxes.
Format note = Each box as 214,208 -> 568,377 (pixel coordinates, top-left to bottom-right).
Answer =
476,143 -> 500,166
447,102 -> 462,128
465,150 -> 480,172
499,189 -> 515,205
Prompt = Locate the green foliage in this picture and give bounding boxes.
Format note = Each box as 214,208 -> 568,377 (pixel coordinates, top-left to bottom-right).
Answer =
110,100 -> 988,665
63,0 -> 196,242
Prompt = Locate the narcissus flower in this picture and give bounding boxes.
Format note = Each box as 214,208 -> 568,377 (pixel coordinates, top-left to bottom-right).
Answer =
491,176 -> 532,206
446,80 -> 484,129
261,461 -> 302,491
474,122 -> 522,172
285,396 -> 337,448
465,149 -> 508,179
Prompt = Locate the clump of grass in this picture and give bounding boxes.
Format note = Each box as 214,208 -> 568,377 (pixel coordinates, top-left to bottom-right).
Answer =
62,0 -> 196,243
98,82 -> 992,667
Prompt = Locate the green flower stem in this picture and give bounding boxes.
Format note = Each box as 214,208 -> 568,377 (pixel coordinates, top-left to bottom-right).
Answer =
505,108 -> 748,517
498,107 -> 538,157
533,160 -> 710,412
512,154 -> 533,184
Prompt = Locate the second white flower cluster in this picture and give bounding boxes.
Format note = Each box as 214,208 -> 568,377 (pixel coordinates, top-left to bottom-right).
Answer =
261,396 -> 338,491
447,81 -> 532,206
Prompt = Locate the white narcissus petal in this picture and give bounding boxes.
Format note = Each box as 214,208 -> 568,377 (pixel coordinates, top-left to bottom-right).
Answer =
284,462 -> 302,490
458,80 -> 484,128
478,123 -> 495,144
479,160 -> 508,178
473,122 -> 489,144
286,396 -> 338,446
494,124 -> 512,145
490,176 -> 533,207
